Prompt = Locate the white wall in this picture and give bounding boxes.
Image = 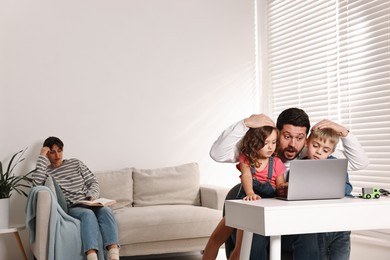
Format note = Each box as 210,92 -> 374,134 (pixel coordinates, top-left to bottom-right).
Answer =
0,0 -> 259,258
351,231 -> 390,260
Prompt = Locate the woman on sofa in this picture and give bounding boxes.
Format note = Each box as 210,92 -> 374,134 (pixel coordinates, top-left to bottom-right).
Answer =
33,136 -> 120,260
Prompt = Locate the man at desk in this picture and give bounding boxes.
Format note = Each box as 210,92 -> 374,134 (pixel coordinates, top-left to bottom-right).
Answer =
209,108 -> 369,260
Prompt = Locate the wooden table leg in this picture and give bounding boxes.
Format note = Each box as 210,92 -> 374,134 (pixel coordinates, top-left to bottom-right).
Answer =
13,231 -> 28,260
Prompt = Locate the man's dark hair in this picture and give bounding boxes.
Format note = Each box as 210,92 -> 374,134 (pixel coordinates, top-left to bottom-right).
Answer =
43,136 -> 64,149
276,108 -> 310,134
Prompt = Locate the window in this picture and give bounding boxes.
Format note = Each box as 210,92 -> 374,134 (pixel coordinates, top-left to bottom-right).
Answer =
264,0 -> 390,190
261,0 -> 390,237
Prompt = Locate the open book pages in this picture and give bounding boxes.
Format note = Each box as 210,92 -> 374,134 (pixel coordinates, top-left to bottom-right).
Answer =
76,198 -> 117,207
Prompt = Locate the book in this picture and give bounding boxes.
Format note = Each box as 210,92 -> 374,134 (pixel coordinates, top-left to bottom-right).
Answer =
76,198 -> 117,207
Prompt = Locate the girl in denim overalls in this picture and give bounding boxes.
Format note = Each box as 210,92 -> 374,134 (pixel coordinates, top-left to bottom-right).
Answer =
230,126 -> 287,260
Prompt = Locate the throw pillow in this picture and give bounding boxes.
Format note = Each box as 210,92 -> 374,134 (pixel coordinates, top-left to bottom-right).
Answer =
94,167 -> 133,210
133,162 -> 201,207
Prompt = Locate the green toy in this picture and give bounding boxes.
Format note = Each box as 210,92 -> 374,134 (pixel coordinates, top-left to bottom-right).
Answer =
361,188 -> 381,199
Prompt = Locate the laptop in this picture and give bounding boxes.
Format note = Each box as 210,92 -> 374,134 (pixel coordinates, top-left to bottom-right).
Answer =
278,159 -> 348,201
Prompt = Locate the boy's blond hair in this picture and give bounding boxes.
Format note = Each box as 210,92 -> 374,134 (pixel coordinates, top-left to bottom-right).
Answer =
308,127 -> 340,152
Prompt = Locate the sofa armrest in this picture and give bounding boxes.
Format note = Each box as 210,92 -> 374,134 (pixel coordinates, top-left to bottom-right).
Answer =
31,190 -> 51,260
200,185 -> 230,210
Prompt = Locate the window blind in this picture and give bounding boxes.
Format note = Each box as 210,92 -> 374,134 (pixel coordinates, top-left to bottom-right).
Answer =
266,0 -> 390,197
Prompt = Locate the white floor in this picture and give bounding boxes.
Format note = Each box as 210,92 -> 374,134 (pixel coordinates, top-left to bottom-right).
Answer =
121,249 -> 227,260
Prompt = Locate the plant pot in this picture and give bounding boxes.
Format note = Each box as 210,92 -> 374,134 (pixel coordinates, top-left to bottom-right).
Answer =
0,198 -> 10,228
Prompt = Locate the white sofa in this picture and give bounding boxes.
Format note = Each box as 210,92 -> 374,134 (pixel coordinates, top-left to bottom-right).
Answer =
30,162 -> 229,259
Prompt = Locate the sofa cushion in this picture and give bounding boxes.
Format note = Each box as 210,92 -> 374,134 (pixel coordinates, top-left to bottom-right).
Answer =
114,205 -> 222,244
94,168 -> 133,210
133,162 -> 201,207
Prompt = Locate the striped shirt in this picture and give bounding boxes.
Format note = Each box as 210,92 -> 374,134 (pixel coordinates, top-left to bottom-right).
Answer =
33,155 -> 100,206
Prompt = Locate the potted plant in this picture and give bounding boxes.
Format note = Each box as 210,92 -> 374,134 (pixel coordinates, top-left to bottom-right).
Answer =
0,148 -> 35,228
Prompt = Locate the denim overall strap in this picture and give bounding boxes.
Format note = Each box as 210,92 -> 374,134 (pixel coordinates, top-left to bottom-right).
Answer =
267,156 -> 274,181
238,156 -> 276,199
250,156 -> 274,182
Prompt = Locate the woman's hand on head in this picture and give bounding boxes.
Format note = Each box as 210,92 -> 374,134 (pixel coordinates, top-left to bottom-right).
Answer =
40,146 -> 51,157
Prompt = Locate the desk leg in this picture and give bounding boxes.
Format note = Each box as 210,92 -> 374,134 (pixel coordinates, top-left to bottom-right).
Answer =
269,235 -> 281,260
239,231 -> 253,260
13,231 -> 27,260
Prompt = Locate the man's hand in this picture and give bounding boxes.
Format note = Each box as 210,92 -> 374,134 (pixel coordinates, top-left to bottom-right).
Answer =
40,146 -> 51,157
244,114 -> 275,129
277,182 -> 289,198
312,119 -> 349,137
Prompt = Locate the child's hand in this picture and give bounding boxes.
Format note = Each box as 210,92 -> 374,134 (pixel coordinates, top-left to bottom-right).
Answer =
243,193 -> 261,201
277,182 -> 289,198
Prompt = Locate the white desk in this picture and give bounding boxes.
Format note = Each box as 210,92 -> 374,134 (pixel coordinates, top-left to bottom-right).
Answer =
0,224 -> 28,260
225,197 -> 390,260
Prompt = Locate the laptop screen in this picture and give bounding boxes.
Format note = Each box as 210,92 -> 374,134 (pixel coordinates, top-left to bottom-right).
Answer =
282,159 -> 348,201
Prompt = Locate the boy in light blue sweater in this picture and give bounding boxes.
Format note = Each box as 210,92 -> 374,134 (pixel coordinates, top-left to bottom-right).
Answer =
306,128 -> 352,260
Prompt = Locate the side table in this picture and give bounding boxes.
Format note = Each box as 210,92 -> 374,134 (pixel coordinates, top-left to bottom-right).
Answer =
0,224 -> 28,260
